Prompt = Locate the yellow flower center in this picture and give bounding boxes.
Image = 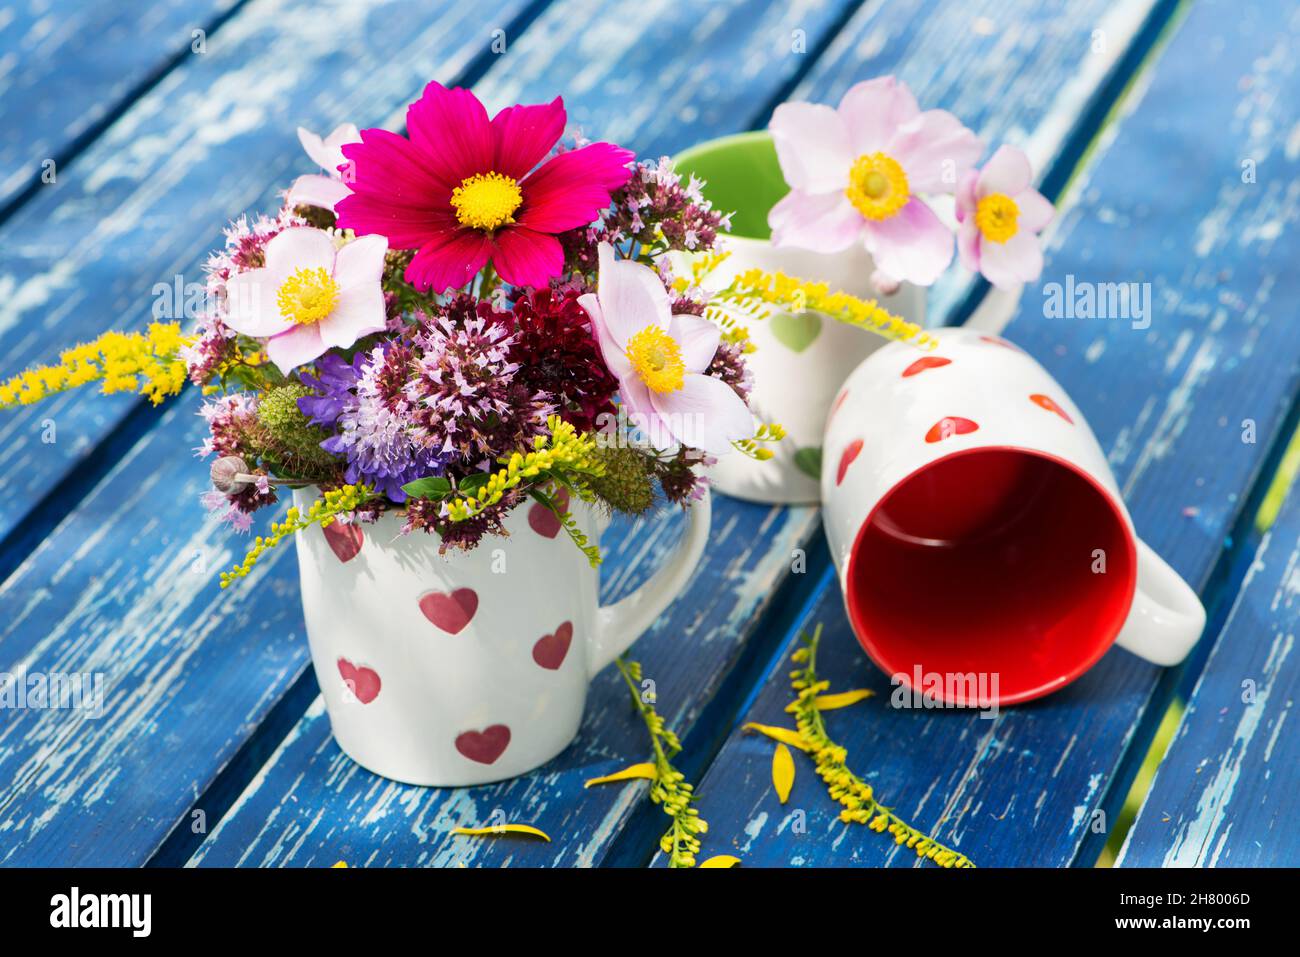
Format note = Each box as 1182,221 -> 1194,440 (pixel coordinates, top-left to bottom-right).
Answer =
626,326 -> 685,393
450,171 -> 523,231
845,152 -> 910,221
974,193 -> 1020,243
276,267 -> 339,326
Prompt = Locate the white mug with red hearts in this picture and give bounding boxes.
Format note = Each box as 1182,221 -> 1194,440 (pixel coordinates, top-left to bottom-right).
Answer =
292,487 -> 710,786
821,327 -> 1205,705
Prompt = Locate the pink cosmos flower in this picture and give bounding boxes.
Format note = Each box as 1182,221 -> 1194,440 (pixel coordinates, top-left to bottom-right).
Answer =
579,244 -> 752,456
768,76 -> 983,287
955,145 -> 1053,289
223,227 -> 388,374
335,82 -> 635,293
286,124 -> 361,212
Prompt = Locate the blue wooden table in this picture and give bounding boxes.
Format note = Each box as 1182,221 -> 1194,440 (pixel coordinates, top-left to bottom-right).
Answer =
1,0 -> 1297,868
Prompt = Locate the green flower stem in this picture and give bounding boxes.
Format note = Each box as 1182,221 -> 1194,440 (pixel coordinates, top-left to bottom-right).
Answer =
790,625 -> 975,868
615,657 -> 708,868
476,261 -> 499,298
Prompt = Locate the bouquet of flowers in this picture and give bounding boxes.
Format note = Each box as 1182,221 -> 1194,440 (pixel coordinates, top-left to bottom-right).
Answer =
1,81 -> 932,582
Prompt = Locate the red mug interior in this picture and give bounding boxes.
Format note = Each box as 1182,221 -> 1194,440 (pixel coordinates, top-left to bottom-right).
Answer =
845,447 -> 1137,705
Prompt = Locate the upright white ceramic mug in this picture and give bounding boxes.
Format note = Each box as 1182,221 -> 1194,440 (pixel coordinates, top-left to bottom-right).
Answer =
673,131 -> 924,504
693,235 -> 923,503
821,327 -> 1205,705
292,488 -> 710,786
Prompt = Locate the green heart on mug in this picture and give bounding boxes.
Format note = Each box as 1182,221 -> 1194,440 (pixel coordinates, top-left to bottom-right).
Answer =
770,311 -> 821,353
793,446 -> 822,480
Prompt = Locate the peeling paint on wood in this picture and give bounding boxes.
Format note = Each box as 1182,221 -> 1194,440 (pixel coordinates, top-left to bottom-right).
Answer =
0,0 -> 240,208
1118,513 -> 1300,866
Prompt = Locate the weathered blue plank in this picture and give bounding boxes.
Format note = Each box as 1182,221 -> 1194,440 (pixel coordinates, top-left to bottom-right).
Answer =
0,0 -> 240,211
0,0 -> 544,866
0,398 -> 307,865
0,0 -> 539,552
470,0 -> 850,157
681,0 -> 1300,867
1117,473 -> 1300,867
189,0 -> 1159,867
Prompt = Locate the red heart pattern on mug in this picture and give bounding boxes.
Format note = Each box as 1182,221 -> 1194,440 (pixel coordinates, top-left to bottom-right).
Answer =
827,388 -> 850,425
925,417 -> 980,443
336,657 -> 381,704
979,335 -> 1021,351
902,355 -> 952,378
532,621 -> 573,670
419,588 -> 479,635
321,521 -> 364,563
455,725 -> 511,764
527,488 -> 570,539
1030,393 -> 1074,424
836,438 -> 864,486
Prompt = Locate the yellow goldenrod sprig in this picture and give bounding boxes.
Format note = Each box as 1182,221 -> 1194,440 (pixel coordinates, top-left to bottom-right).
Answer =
701,303 -> 759,352
670,248 -> 732,292
219,484 -> 375,588
786,625 -> 975,868
733,421 -> 786,460
0,322 -> 193,409
669,250 -> 759,352
614,657 -> 710,868
719,269 -> 938,351
446,416 -> 605,522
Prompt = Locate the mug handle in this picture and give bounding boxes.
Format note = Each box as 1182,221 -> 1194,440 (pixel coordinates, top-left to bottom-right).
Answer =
1113,538 -> 1206,666
587,489 -> 712,677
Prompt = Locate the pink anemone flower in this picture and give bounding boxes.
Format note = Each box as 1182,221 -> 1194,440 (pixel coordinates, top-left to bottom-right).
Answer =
579,243 -> 752,456
223,227 -> 387,374
286,124 -> 361,212
955,145 -> 1053,289
335,82 -> 634,294
768,76 -> 983,287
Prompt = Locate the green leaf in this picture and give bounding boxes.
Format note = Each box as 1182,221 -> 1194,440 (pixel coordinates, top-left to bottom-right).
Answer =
793,446 -> 822,480
401,476 -> 451,499
456,473 -> 490,496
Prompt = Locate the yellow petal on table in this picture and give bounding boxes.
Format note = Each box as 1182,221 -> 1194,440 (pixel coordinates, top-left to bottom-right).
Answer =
742,722 -> 809,751
772,743 -> 795,804
451,824 -> 552,842
784,688 -> 876,712
584,763 -> 658,788
699,855 -> 742,868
